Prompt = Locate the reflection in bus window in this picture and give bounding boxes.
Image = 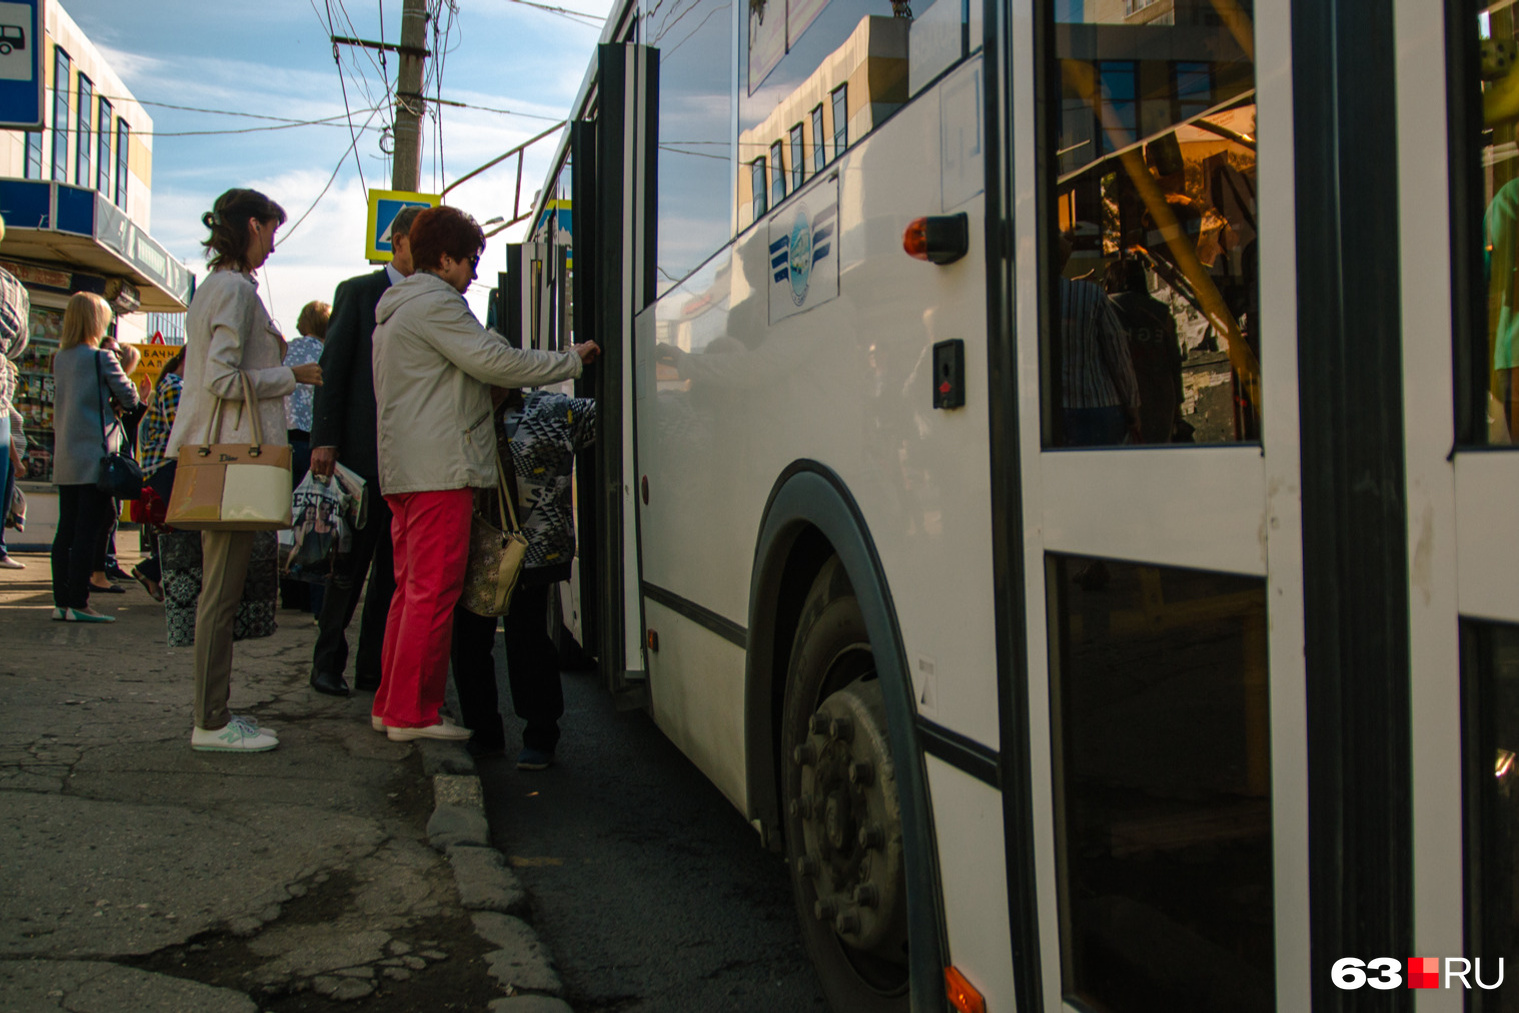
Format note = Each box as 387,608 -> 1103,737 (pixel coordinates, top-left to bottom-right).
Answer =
1480,5 -> 1519,444
1050,554 -> 1275,1013
1044,0 -> 1258,447
1466,621 -> 1519,1007
644,0 -> 734,294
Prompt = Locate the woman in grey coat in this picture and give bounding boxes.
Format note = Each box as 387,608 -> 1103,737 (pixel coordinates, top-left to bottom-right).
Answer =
50,292 -> 139,622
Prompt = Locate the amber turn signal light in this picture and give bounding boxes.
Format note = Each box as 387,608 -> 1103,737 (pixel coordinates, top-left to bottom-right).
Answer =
903,212 -> 969,264
945,966 -> 986,1013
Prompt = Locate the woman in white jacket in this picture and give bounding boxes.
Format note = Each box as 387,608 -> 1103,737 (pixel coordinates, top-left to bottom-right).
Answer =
370,205 -> 598,742
168,188 -> 323,753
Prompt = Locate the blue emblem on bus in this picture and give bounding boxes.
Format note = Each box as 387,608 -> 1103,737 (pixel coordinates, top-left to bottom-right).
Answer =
770,202 -> 836,310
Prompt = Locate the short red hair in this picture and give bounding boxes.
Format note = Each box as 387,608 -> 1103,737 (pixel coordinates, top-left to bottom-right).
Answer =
408,206 -> 485,271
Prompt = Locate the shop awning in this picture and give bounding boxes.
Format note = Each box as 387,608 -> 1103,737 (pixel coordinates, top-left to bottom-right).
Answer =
0,178 -> 194,312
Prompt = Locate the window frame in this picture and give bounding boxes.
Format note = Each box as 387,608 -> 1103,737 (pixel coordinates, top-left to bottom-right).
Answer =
96,96 -> 112,195
74,73 -> 92,188
810,104 -> 826,170
752,156 -> 769,219
50,46 -> 69,184
790,122 -> 805,187
769,138 -> 786,206
115,118 -> 129,209
830,84 -> 848,159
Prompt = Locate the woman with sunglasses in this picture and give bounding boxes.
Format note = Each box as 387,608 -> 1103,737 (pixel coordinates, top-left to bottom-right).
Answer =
369,205 -> 598,742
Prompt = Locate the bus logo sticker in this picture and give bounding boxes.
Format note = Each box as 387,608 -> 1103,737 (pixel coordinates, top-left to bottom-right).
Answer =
767,182 -> 839,324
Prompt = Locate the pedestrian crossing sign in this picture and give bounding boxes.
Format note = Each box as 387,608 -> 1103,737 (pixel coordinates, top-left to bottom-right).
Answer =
365,188 -> 440,262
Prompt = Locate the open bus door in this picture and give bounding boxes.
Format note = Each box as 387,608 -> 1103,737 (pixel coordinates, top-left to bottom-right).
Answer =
569,42 -> 658,707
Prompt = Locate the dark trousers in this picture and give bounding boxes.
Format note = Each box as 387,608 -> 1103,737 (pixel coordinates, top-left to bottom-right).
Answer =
451,583 -> 563,754
52,484 -> 112,609
312,486 -> 394,685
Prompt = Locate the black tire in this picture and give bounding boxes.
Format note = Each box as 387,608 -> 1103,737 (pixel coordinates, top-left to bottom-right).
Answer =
781,558 -> 910,1013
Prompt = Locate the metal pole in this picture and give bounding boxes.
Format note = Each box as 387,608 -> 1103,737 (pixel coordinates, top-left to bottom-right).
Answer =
392,0 -> 428,192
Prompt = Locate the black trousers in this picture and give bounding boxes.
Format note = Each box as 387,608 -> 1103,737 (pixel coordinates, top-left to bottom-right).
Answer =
52,484 -> 112,609
450,582 -> 563,754
311,486 -> 394,684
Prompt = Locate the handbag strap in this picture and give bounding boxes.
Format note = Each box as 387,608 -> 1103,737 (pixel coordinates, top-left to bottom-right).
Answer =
494,441 -> 521,535
197,370 -> 266,457
94,351 -> 124,454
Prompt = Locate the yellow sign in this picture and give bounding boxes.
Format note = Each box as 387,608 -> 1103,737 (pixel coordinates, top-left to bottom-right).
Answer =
366,189 -> 440,262
127,343 -> 179,398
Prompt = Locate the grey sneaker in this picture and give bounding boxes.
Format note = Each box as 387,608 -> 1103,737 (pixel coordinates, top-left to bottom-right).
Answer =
385,719 -> 471,742
191,723 -> 279,752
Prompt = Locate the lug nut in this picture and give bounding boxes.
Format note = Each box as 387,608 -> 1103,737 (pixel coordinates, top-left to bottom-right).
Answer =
793,742 -> 818,766
848,760 -> 874,786
809,714 -> 830,735
858,823 -> 885,850
830,717 -> 854,742
790,794 -> 814,819
853,883 -> 880,908
796,854 -> 820,878
814,897 -> 839,921
834,907 -> 860,933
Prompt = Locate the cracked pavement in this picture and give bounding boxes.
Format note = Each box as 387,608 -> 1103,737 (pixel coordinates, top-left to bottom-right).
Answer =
0,547 -> 511,1011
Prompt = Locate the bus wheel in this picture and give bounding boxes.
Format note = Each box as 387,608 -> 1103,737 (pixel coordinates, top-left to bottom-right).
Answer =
782,560 -> 909,1012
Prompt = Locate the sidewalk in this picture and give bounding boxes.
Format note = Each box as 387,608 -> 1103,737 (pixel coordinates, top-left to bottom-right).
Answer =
0,544 -> 570,1013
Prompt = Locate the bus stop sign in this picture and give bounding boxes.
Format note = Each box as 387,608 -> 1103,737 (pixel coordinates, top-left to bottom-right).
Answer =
0,0 -> 43,130
365,188 -> 439,262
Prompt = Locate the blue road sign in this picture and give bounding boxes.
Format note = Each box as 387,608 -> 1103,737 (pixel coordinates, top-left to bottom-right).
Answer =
0,0 -> 42,130
365,188 -> 438,261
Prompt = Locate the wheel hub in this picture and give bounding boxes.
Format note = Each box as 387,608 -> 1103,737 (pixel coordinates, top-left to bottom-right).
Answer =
791,677 -> 906,954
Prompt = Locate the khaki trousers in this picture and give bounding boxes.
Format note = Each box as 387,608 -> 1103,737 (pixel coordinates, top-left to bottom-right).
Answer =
194,529 -> 255,730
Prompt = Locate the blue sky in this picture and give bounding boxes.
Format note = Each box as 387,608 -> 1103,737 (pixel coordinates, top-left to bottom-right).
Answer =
59,0 -> 614,329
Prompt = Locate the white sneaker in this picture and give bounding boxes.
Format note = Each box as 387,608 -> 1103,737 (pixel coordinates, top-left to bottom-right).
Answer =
371,715 -> 386,732
0,555 -> 25,569
385,718 -> 472,742
191,723 -> 279,752
229,714 -> 277,738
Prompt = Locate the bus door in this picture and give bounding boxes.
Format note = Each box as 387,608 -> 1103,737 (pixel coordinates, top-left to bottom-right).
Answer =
576,42 -> 659,705
1403,4 -> 1519,1007
998,4 -> 1308,1010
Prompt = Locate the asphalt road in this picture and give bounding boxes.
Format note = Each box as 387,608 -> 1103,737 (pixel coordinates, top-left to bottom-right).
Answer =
474,665 -> 829,1013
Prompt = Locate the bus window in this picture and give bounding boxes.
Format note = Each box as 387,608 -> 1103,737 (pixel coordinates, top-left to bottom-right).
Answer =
1480,4 -> 1519,444
1043,1 -> 1259,447
1464,620 -> 1519,1009
644,0 -> 734,294
1049,554 -> 1275,1013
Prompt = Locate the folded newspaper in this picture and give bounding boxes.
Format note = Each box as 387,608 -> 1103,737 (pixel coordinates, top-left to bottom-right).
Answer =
277,464 -> 368,583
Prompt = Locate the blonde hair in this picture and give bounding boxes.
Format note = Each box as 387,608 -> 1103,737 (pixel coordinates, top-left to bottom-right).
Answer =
60,292 -> 114,350
296,300 -> 331,339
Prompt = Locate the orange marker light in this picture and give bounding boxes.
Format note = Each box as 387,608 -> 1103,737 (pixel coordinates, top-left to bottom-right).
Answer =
904,217 -> 932,260
945,966 -> 986,1013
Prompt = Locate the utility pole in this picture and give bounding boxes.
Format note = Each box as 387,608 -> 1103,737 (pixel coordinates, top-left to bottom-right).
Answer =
392,0 -> 428,192
330,0 -> 430,192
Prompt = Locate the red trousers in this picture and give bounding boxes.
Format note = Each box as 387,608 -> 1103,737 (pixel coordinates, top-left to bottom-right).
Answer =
374,488 -> 473,728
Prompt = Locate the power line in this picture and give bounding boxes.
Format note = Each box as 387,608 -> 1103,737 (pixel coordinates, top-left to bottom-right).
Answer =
499,0 -> 606,27
278,103 -> 383,245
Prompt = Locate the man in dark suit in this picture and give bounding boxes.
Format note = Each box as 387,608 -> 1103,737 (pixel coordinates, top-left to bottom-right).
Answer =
307,205 -> 423,697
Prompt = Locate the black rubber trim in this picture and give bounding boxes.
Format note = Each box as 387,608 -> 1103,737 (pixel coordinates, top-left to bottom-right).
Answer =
992,0 -> 1043,1008
641,581 -> 747,649
1292,3 -> 1413,1009
1448,0 -> 1486,446
747,461 -> 948,1013
570,118 -> 602,656
918,718 -> 1001,789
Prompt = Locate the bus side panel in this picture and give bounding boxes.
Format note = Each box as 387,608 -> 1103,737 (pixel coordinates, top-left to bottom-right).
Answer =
636,57 -> 1001,751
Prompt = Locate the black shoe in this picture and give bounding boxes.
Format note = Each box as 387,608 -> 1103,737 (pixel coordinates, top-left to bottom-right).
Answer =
105,565 -> 132,582
353,674 -> 381,693
310,670 -> 351,697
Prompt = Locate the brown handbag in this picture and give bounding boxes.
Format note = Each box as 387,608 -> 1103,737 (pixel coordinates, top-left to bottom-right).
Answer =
459,449 -> 529,617
165,371 -> 293,531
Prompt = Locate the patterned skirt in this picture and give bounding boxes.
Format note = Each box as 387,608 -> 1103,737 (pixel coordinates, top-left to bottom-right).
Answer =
160,530 -> 278,648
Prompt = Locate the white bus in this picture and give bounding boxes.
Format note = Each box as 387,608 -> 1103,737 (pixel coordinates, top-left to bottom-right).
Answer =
499,1 -> 1519,1010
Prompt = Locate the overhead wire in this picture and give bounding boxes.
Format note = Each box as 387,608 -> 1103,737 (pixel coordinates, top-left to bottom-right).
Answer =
278,103 -> 384,245
500,0 -> 605,28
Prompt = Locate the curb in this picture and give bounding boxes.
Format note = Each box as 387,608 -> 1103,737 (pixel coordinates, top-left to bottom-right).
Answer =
419,741 -> 572,1011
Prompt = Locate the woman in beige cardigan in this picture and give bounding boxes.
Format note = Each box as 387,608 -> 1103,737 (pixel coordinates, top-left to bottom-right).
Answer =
167,188 -> 322,753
